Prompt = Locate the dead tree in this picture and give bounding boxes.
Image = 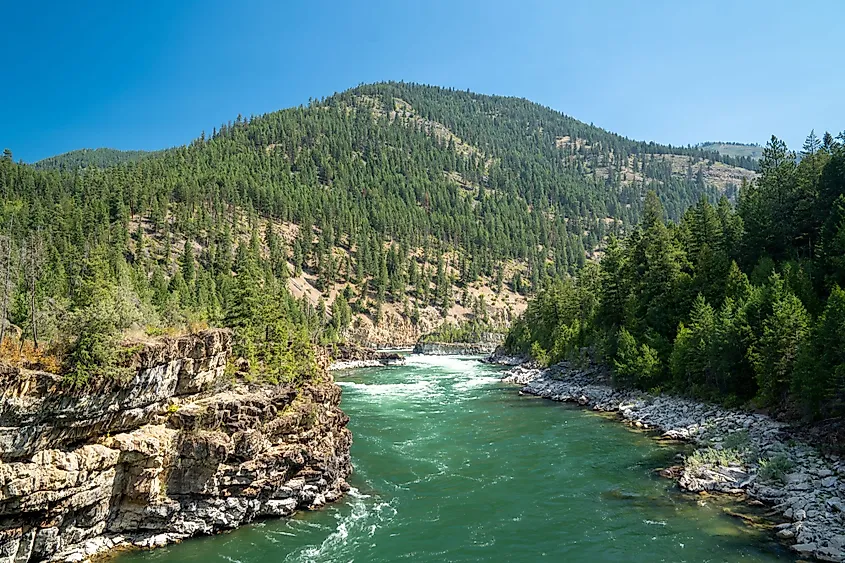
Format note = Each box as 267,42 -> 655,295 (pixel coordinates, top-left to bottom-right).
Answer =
0,233 -> 14,347
20,233 -> 44,350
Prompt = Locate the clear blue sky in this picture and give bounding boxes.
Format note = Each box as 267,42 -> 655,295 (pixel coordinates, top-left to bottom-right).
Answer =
2,0 -> 843,163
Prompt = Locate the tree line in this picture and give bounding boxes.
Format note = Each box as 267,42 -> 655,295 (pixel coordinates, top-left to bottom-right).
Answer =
505,131 -> 845,418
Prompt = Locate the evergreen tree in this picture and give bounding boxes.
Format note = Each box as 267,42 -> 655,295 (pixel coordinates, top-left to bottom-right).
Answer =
753,292 -> 810,406
795,286 -> 845,415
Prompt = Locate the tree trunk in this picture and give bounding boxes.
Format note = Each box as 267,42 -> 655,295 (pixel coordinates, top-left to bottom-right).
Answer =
0,238 -> 11,347
30,269 -> 38,350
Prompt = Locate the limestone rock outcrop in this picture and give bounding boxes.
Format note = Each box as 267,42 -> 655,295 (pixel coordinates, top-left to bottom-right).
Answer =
326,343 -> 405,370
412,336 -> 503,357
0,330 -> 352,562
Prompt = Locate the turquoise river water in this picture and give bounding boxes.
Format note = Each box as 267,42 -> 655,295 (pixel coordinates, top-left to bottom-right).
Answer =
119,355 -> 793,562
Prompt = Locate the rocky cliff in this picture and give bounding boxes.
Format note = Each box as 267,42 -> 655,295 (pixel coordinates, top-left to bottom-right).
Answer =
412,331 -> 504,356
326,343 -> 405,370
0,329 -> 352,562
412,341 -> 499,356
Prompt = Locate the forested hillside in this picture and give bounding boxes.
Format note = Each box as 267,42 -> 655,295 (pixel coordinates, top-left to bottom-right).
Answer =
33,147 -> 161,171
0,82 -> 757,381
505,131 -> 845,419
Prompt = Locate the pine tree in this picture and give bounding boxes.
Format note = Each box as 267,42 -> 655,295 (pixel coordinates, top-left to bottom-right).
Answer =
595,236 -> 626,332
331,292 -> 353,334
794,286 -> 845,415
613,327 -> 661,388
753,292 -> 810,406
181,241 -> 196,288
670,294 -> 714,390
376,252 -> 388,304
628,191 -> 685,341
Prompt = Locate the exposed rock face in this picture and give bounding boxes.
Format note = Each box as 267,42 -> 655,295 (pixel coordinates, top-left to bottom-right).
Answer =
499,365 -> 540,385
345,309 -> 424,349
0,330 -> 232,461
412,339 -> 501,356
326,343 -> 405,371
503,361 -> 845,563
483,345 -> 527,367
0,330 -> 352,562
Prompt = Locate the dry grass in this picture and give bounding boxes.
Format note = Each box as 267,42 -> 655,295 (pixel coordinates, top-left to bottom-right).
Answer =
554,136 -> 757,193
0,337 -> 63,373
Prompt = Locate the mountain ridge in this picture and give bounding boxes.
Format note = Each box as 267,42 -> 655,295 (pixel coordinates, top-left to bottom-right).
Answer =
32,82 -> 759,172
33,147 -> 163,171
697,141 -> 763,160
0,81 -> 759,358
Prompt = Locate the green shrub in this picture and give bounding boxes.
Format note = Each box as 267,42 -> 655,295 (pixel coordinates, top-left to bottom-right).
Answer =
62,286 -> 142,386
758,453 -> 794,483
722,430 -> 751,452
531,342 -> 550,367
687,447 -> 743,469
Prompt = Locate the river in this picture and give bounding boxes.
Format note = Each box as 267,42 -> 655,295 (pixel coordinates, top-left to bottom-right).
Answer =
119,355 -> 792,562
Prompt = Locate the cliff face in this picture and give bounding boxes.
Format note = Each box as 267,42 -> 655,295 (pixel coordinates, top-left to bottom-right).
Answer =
411,332 -> 505,357
0,330 -> 352,562
412,342 -> 497,355
326,343 -> 405,370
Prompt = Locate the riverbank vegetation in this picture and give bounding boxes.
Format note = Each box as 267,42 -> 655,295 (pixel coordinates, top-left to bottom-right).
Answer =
505,132 -> 845,419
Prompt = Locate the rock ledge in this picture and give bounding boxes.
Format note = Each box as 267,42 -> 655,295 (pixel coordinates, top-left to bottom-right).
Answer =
0,330 -> 352,562
326,343 -> 405,371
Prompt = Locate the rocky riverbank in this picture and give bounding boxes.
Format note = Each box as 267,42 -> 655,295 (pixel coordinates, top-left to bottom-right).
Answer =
0,329 -> 352,562
412,341 -> 498,356
482,345 -> 527,367
326,343 -> 405,371
497,360 -> 845,562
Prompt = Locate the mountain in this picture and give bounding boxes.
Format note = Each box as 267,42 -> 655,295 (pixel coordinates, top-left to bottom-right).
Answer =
33,147 -> 161,171
697,142 -> 763,161
0,82 -> 759,372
